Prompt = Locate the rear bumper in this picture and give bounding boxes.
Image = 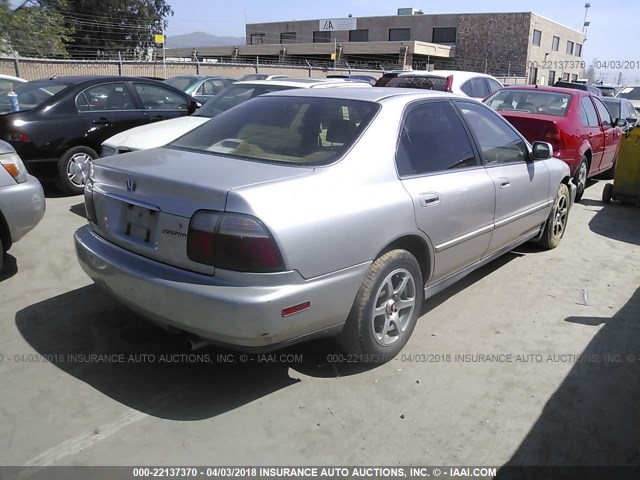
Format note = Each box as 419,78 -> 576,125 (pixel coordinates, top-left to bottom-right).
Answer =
0,174 -> 46,246
74,225 -> 369,350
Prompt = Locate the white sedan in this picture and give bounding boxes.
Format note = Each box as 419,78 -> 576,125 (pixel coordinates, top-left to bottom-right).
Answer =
385,70 -> 504,99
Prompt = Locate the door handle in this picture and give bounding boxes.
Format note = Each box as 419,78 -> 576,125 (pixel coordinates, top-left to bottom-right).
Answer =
498,177 -> 511,189
150,115 -> 165,121
419,193 -> 440,207
93,117 -> 110,125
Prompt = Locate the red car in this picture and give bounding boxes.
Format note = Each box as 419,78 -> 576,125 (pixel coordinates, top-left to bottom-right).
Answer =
484,85 -> 625,200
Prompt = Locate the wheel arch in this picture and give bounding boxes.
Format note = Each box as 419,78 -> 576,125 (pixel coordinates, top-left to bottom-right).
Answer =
375,234 -> 432,286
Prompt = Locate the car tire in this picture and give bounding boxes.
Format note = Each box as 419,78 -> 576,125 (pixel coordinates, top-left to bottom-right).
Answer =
56,146 -> 97,195
337,249 -> 423,362
602,183 -> 614,204
573,157 -> 589,202
538,183 -> 570,250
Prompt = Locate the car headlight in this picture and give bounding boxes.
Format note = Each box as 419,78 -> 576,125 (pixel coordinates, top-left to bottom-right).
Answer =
101,145 -> 116,157
0,152 -> 28,183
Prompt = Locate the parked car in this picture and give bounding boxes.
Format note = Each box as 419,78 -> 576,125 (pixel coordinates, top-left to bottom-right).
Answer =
601,97 -> 638,134
76,89 -> 575,359
616,86 -> 640,113
163,75 -> 235,104
383,70 -> 504,99
0,76 -> 197,194
327,74 -> 378,85
373,70 -> 406,87
236,73 -> 291,81
0,140 -> 45,272
101,78 -> 371,156
553,80 -> 602,97
0,74 -> 27,93
485,85 -> 625,198
595,84 -> 618,97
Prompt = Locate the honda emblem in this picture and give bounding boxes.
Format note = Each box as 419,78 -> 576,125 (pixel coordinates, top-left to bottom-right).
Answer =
126,179 -> 136,192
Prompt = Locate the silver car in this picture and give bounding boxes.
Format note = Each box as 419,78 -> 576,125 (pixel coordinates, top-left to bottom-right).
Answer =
75,88 -> 575,359
0,141 -> 46,271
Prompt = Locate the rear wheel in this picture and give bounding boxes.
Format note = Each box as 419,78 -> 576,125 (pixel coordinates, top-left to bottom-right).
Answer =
56,146 -> 97,195
338,249 -> 423,362
573,157 -> 589,202
538,184 -> 570,250
602,183 -> 614,204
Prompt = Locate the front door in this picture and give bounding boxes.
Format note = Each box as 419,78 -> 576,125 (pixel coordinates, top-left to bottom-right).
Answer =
396,100 -> 496,284
132,82 -> 191,123
592,96 -> 621,172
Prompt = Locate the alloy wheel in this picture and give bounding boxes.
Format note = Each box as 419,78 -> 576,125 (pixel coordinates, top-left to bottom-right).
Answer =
371,268 -> 416,346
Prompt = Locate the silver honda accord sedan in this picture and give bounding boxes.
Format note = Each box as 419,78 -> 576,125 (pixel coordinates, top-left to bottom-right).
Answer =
74,88 -> 576,359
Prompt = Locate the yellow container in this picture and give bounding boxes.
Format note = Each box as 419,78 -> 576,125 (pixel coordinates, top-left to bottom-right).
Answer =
603,127 -> 640,205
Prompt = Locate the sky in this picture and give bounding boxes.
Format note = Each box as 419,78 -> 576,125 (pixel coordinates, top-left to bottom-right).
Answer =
166,0 -> 638,83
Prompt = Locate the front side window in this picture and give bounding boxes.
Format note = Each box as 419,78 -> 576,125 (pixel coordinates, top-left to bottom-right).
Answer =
396,101 -> 477,177
195,79 -> 226,97
593,97 -> 613,127
77,83 -> 134,111
194,85 -> 292,118
171,96 -> 379,166
602,100 -> 620,121
457,101 -> 528,165
134,83 -> 188,111
580,97 -> 600,127
532,29 -> 542,46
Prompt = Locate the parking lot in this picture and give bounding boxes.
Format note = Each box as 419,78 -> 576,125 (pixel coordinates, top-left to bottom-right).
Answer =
0,179 -> 638,468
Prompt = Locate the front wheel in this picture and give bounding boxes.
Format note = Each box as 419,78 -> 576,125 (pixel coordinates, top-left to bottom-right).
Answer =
337,249 -> 423,361
56,146 -> 98,195
538,183 -> 570,250
573,157 -> 589,202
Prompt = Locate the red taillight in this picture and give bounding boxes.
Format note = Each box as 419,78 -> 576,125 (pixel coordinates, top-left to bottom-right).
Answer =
4,132 -> 31,142
187,210 -> 284,273
543,125 -> 565,152
445,75 -> 454,92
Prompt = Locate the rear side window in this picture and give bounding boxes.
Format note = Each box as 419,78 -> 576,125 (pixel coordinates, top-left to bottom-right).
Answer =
134,83 -> 189,111
387,75 -> 448,91
76,83 -> 135,112
593,97 -> 613,127
396,101 -> 477,176
171,96 -> 379,166
470,78 -> 490,98
580,98 -> 600,127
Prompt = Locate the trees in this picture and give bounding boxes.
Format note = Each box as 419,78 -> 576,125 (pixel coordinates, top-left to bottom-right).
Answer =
49,0 -> 174,59
0,0 -> 72,57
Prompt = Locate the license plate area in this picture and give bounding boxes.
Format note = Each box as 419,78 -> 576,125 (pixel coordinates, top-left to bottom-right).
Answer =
122,203 -> 159,244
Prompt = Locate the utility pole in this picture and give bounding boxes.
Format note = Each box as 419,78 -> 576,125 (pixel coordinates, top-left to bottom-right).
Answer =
162,23 -> 167,79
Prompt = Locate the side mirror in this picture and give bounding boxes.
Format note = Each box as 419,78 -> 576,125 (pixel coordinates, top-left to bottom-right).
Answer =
625,116 -> 637,127
187,100 -> 200,114
531,141 -> 553,160
615,118 -> 628,128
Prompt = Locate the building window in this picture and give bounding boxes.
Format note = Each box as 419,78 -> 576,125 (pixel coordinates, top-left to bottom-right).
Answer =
562,72 -> 570,81
552,36 -> 560,51
532,29 -> 542,46
571,73 -> 578,82
575,43 -> 582,57
280,32 -> 296,43
432,27 -> 456,43
548,70 -> 556,86
349,29 -> 369,42
313,30 -> 331,43
389,28 -> 411,41
250,33 -> 265,45
566,41 -> 574,55
529,66 -> 538,85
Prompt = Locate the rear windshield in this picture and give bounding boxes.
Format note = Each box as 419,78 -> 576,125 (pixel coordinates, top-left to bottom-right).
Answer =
0,80 -> 68,114
387,75 -> 447,91
171,96 -> 379,166
164,77 -> 200,92
194,84 -> 295,118
618,87 -> 640,100
597,87 -> 616,97
485,89 -> 572,116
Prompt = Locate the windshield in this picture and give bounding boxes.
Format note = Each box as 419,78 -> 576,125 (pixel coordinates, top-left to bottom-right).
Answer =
618,87 -> 640,100
485,89 -> 572,116
194,84 -> 295,118
602,100 -> 621,119
164,77 -> 201,92
171,96 -> 379,166
0,80 -> 68,114
386,75 -> 447,91
597,86 -> 616,97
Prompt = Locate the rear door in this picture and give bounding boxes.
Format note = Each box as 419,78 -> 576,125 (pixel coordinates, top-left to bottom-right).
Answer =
132,82 -> 191,123
592,96 -> 620,171
76,82 -> 147,150
396,100 -> 495,283
580,96 -> 605,172
455,100 -> 551,254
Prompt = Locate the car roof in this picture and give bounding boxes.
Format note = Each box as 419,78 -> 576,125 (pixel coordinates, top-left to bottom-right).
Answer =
263,86 -> 462,103
166,75 -> 229,79
232,78 -> 368,88
397,70 -> 496,80
499,85 -> 584,95
39,75 -> 166,85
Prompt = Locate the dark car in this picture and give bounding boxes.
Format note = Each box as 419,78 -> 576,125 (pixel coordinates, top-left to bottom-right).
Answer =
373,71 -> 404,87
0,76 -> 197,194
595,85 -> 618,97
485,85 -> 625,199
553,80 -> 602,97
326,74 -> 378,85
601,97 -> 638,134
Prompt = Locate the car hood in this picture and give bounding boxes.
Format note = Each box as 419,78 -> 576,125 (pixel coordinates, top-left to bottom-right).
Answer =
102,116 -> 210,151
